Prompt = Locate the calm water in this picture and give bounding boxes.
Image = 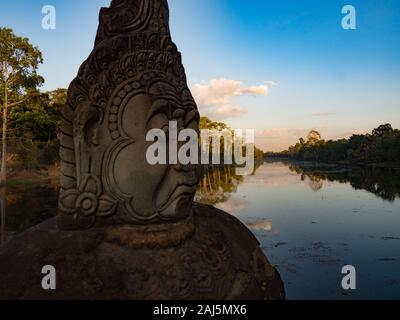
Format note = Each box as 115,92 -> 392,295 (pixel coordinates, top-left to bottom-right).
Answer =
198,160 -> 400,299
1,160 -> 400,299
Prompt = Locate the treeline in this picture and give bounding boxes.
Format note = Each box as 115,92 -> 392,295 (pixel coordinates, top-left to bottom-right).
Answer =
279,124 -> 400,165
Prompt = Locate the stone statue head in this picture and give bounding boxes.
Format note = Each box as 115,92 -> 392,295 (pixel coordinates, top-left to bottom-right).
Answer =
58,0 -> 200,229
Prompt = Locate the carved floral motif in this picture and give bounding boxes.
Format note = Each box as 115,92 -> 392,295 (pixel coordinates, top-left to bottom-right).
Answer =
59,174 -> 117,227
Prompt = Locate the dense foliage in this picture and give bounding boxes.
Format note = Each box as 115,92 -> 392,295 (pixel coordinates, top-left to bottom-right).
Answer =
285,124 -> 400,165
7,89 -> 66,169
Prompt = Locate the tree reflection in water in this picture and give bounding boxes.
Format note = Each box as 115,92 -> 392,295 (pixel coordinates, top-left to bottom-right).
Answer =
195,160 -> 400,205
0,184 -> 58,244
288,162 -> 400,202
195,165 -> 244,205
194,162 -> 263,205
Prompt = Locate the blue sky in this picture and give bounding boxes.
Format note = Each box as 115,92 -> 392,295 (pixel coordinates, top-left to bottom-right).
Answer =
1,0 -> 399,151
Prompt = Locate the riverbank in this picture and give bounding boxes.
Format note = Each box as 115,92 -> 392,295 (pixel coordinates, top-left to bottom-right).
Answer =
265,157 -> 400,169
1,163 -> 60,188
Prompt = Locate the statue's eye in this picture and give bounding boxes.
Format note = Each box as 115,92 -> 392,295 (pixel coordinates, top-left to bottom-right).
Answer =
148,113 -> 168,131
186,120 -> 198,131
173,108 -> 185,119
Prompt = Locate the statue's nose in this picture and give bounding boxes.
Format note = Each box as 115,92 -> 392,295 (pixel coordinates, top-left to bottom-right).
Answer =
173,163 -> 196,172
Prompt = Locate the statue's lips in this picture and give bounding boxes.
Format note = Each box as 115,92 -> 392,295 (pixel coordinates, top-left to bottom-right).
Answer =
158,180 -> 198,212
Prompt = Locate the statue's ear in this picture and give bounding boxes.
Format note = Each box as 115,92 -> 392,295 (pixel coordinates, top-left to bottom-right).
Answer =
84,108 -> 101,147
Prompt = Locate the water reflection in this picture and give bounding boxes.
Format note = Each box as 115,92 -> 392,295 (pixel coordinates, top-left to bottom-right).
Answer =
196,161 -> 400,205
246,219 -> 273,232
194,162 -> 264,205
194,165 -> 244,205
201,160 -> 400,299
287,161 -> 400,201
0,184 -> 58,244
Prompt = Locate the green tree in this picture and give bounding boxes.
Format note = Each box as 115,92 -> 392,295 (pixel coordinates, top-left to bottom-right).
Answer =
10,88 -> 66,141
372,124 -> 393,137
7,88 -> 66,169
0,27 -> 43,183
199,116 -> 230,131
307,130 -> 322,146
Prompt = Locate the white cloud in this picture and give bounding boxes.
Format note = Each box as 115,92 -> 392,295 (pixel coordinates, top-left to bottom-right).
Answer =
332,129 -> 367,140
192,78 -> 274,120
213,104 -> 247,118
312,112 -> 335,117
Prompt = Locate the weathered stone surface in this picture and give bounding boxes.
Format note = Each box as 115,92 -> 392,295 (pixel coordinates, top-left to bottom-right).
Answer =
58,0 -> 199,229
0,204 -> 284,300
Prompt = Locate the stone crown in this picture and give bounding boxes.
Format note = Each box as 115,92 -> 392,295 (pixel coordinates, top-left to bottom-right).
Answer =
95,0 -> 171,45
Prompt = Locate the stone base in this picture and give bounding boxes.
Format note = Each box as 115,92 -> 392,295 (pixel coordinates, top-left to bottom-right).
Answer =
0,204 -> 285,300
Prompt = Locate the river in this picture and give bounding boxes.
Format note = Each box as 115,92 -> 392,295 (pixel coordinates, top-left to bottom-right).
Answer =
1,160 -> 400,299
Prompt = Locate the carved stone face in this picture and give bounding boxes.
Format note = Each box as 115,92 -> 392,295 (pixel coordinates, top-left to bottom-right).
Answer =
58,0 -> 199,228
101,78 -> 199,223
